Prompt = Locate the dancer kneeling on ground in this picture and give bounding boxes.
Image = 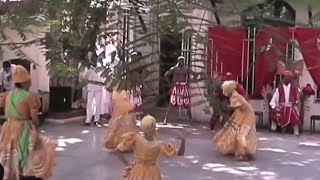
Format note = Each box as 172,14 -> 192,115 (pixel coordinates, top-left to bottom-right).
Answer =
214,80 -> 257,161
0,66 -> 57,180
115,115 -> 185,180
103,85 -> 139,150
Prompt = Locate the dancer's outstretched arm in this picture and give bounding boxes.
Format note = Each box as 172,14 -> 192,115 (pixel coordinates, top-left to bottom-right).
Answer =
0,93 -> 4,108
164,67 -> 174,85
188,68 -> 198,82
177,138 -> 185,156
115,149 -> 129,166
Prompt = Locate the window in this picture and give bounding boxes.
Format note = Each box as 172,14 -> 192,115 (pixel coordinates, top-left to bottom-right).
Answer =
244,29 -> 299,96
181,30 -> 192,68
181,30 -> 192,79
244,26 -> 256,95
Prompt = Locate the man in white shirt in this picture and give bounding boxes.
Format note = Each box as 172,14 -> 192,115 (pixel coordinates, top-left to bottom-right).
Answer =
0,61 -> 16,92
269,70 -> 300,136
84,63 -> 104,127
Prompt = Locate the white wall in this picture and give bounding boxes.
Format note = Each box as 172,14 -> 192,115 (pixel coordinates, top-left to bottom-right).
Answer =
189,5 -> 214,123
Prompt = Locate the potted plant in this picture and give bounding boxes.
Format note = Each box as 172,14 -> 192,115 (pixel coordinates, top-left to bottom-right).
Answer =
47,62 -> 78,112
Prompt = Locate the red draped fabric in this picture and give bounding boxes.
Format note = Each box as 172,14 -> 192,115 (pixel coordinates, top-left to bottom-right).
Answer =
207,26 -> 320,98
209,27 -> 248,78
295,28 -> 320,87
254,27 -> 291,97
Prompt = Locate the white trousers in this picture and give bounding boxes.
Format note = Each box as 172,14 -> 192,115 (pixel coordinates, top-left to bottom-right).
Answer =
101,88 -> 113,115
86,89 -> 102,123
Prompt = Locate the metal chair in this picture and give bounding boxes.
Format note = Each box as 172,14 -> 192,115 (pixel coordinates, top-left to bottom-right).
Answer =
255,111 -> 264,128
310,115 -> 320,134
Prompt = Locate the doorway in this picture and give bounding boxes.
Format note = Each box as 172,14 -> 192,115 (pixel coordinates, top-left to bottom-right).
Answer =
9,59 -> 31,72
157,33 -> 182,107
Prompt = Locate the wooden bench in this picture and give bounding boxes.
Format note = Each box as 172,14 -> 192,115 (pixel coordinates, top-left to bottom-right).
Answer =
310,115 -> 320,134
255,111 -> 263,128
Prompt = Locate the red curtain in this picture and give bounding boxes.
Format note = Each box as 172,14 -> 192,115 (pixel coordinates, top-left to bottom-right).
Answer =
208,26 -> 320,97
209,27 -> 248,77
295,28 -> 320,87
254,27 -> 291,97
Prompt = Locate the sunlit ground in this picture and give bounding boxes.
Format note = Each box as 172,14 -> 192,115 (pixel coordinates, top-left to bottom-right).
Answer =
39,122 -> 320,180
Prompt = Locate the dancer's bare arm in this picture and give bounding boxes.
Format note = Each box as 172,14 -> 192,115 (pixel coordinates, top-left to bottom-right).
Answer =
187,68 -> 198,81
164,67 -> 174,84
30,95 -> 42,128
0,93 -> 4,108
174,130 -> 186,156
30,109 -> 40,128
226,105 -> 237,111
177,138 -> 185,156
115,149 -> 129,166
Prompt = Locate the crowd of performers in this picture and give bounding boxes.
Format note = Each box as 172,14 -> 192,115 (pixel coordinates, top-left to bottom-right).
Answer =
0,54 -> 308,179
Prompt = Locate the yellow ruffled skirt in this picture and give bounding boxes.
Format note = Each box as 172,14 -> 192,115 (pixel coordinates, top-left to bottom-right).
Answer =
123,163 -> 162,180
103,114 -> 138,150
214,121 -> 257,157
0,119 -> 57,180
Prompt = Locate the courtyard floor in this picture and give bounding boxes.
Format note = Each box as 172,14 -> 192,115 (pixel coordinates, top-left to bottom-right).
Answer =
40,116 -> 320,180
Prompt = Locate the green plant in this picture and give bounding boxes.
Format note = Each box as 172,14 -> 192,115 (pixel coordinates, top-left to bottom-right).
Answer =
48,62 -> 77,78
2,0 -> 320,119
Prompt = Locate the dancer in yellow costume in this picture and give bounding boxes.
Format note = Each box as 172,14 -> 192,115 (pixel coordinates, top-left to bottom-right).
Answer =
214,80 -> 257,161
115,114 -> 185,180
103,85 -> 139,150
0,66 -> 57,180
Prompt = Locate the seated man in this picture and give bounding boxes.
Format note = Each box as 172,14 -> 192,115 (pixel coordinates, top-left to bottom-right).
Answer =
0,61 -> 16,93
269,70 -> 300,136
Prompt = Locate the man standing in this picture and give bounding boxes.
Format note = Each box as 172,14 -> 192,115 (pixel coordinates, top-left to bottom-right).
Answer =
269,70 -> 300,136
0,61 -> 16,93
164,56 -> 198,123
84,66 -> 104,127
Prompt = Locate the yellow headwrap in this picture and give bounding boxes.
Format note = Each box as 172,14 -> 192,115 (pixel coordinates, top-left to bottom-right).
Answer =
222,80 -> 237,97
141,114 -> 156,134
13,65 -> 30,83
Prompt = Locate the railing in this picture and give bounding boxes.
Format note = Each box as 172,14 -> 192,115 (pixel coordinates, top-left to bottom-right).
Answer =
181,30 -> 193,80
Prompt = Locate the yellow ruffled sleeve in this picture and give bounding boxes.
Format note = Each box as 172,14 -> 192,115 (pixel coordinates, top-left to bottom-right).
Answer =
160,143 -> 178,158
229,93 -> 243,108
117,132 -> 137,152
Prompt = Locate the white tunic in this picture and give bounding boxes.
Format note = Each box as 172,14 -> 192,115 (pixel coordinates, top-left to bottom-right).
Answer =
87,68 -> 104,91
270,83 -> 300,109
0,64 -> 16,90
